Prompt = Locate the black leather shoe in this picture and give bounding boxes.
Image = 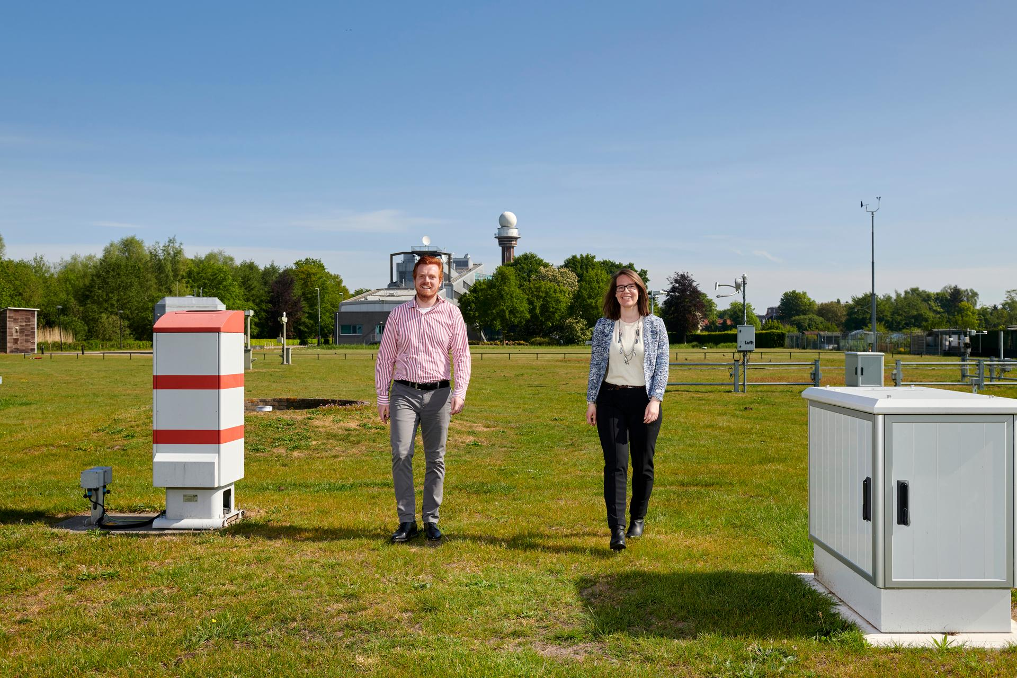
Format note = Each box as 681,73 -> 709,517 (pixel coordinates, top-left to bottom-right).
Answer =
391,522 -> 419,543
626,518 -> 644,539
424,522 -> 443,541
610,526 -> 626,551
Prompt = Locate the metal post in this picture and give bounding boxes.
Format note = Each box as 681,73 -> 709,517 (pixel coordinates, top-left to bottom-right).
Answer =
315,287 -> 321,347
862,197 -> 880,350
812,358 -> 821,386
742,274 -> 747,325
975,360 -> 985,393
893,359 -> 902,387
732,359 -> 740,392
742,352 -> 748,392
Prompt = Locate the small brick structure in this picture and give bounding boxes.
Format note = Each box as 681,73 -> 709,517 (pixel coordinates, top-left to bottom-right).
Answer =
0,307 -> 39,354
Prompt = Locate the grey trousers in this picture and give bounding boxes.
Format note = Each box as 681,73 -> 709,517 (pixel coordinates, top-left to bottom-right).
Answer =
389,381 -> 451,524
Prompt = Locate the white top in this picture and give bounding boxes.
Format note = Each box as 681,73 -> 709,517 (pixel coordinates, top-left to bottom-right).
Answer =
802,386 -> 1017,415
605,318 -> 645,387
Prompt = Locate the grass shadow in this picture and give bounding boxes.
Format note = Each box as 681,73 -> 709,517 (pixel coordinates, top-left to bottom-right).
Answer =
578,570 -> 851,640
0,509 -> 62,526
225,521 -> 612,556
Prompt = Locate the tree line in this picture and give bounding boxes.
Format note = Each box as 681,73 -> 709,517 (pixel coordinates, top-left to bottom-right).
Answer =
4,232 -> 1014,346
0,234 -> 351,344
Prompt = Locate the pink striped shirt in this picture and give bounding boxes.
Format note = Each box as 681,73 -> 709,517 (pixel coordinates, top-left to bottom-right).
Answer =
375,295 -> 472,405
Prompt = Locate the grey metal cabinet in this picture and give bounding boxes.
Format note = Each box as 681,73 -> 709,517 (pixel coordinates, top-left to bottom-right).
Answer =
845,351 -> 884,387
803,386 -> 1017,633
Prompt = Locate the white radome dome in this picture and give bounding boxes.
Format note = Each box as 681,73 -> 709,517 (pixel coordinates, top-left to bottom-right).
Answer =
498,211 -> 517,228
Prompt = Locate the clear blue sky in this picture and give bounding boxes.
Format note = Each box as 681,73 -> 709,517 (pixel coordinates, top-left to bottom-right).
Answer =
2,2 -> 1014,309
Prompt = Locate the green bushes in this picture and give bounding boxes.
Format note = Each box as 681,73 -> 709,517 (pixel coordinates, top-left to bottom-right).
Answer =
38,340 -> 153,352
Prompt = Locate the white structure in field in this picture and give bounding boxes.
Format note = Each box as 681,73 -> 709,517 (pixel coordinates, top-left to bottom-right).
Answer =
802,386 -> 1017,633
151,310 -> 245,529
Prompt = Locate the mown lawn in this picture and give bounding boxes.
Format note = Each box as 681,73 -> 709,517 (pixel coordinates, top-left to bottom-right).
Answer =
2,350 -> 1017,677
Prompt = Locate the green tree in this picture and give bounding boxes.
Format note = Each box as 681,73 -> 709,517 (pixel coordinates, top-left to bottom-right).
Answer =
505,252 -> 550,284
561,253 -> 648,288
776,290 -> 817,321
887,288 -> 937,331
569,266 -> 610,327
816,300 -> 847,330
844,293 -> 894,332
660,271 -> 706,343
598,258 -> 649,287
789,314 -> 838,332
235,260 -> 270,337
459,266 -> 528,341
719,301 -> 760,329
149,237 -> 189,297
950,301 -> 979,330
291,258 -> 350,344
523,278 -> 572,340
186,251 -> 245,310
267,269 -> 304,340
937,285 -> 979,318
84,236 -> 159,341
533,265 -> 578,292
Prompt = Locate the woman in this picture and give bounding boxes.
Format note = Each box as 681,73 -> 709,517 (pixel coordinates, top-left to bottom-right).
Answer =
586,269 -> 669,551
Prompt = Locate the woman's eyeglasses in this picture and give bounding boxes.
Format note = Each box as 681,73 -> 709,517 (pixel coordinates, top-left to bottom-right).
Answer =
615,284 -> 638,293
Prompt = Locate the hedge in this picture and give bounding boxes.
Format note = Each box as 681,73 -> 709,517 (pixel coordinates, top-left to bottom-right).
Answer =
670,330 -> 787,349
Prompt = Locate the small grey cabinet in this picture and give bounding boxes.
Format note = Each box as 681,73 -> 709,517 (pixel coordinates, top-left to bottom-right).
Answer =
845,351 -> 884,387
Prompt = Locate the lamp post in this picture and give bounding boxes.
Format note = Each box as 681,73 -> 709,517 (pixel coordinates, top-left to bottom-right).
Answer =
56,305 -> 63,351
315,287 -> 321,347
862,197 -> 881,350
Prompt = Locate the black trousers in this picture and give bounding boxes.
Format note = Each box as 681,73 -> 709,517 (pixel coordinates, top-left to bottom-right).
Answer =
595,386 -> 662,528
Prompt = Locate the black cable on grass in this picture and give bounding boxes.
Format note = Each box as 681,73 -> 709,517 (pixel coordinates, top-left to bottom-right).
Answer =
86,496 -> 163,530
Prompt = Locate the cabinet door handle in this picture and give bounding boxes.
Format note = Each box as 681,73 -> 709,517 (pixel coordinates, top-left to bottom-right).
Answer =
896,480 -> 910,526
862,477 -> 871,522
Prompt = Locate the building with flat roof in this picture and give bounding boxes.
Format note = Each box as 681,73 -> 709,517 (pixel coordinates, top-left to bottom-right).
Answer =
334,243 -> 487,345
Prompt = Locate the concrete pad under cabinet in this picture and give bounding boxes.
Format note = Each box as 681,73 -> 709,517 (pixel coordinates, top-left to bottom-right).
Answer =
814,545 -> 1012,634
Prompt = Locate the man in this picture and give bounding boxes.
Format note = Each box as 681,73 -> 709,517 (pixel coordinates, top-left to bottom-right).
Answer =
375,255 -> 471,543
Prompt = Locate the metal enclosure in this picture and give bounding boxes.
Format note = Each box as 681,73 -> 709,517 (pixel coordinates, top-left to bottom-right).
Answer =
803,386 -> 1017,633
737,325 -> 756,352
151,310 -> 245,529
845,352 -> 884,387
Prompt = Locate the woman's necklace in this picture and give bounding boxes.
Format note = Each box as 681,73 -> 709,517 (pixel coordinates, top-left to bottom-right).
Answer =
617,319 -> 641,365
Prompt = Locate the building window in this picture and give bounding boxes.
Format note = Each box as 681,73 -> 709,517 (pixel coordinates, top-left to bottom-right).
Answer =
340,324 -> 362,336
376,323 -> 384,336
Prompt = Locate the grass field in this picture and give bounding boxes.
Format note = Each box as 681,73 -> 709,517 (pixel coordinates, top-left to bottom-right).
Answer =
3,350 -> 1017,677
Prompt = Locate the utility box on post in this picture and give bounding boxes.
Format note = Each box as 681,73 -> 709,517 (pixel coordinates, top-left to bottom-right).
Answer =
845,351 -> 884,387
802,386 -> 1017,633
151,310 -> 245,529
737,325 -> 755,352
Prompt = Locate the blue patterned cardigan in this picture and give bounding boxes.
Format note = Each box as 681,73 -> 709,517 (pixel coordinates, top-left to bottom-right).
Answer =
586,314 -> 670,403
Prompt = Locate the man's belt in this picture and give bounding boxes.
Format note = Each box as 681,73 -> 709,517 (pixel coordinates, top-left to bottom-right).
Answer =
395,379 -> 450,391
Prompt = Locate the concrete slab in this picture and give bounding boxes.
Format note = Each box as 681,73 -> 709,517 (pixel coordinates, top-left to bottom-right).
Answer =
53,511 -> 242,535
798,573 -> 1017,649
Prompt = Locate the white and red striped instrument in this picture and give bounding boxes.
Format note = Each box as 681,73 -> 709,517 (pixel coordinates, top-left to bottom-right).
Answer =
152,310 -> 245,494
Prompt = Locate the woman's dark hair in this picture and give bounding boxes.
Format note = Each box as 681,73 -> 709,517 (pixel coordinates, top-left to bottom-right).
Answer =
602,268 -> 650,320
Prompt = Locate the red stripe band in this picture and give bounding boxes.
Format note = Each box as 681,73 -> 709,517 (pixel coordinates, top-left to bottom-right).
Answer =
153,374 -> 244,389
153,425 -> 245,445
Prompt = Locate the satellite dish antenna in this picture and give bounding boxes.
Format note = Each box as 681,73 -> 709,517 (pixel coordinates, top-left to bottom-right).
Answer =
422,236 -> 431,246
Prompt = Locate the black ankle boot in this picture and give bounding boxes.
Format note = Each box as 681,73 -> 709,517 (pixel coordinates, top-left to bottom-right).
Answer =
626,518 -> 644,539
610,526 -> 626,551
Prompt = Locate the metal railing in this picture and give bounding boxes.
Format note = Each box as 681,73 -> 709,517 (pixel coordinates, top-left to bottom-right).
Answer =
668,358 -> 821,392
892,358 -> 1017,393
